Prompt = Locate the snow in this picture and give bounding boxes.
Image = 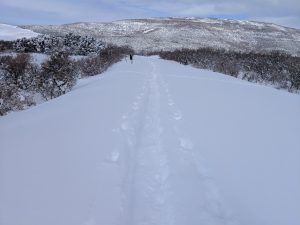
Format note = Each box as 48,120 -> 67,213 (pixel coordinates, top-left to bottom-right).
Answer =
0,56 -> 299,225
0,53 -> 86,65
29,53 -> 49,64
143,28 -> 156,34
0,24 -> 38,41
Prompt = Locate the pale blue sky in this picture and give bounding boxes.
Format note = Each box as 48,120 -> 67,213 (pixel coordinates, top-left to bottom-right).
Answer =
0,0 -> 299,29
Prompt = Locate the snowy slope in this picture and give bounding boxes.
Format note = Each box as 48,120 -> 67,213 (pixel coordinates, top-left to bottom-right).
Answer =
0,24 -> 38,41
23,18 -> 300,55
0,56 -> 300,225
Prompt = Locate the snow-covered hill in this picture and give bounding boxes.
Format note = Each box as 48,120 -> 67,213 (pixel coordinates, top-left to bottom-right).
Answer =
1,56 -> 299,225
23,17 -> 300,55
0,24 -> 38,41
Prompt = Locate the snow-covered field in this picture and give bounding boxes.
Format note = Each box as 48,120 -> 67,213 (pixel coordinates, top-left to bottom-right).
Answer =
0,56 -> 299,225
0,24 -> 38,41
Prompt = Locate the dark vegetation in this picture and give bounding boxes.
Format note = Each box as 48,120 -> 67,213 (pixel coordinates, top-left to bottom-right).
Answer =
0,34 -> 133,115
153,48 -> 300,91
13,33 -> 105,55
76,45 -> 133,77
0,40 -> 13,51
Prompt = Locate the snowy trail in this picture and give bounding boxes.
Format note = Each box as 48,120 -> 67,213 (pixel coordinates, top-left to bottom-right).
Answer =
113,59 -> 236,225
119,61 -> 174,225
1,56 -> 300,225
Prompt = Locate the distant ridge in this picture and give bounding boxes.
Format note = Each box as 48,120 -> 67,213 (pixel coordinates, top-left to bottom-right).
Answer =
22,17 -> 300,55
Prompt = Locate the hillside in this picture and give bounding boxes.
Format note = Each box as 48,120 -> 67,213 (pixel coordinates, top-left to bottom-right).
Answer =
1,56 -> 299,225
23,17 -> 300,55
0,24 -> 38,41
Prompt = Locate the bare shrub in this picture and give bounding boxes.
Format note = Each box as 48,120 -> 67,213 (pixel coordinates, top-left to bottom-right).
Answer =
38,51 -> 77,99
157,48 -> 300,91
0,41 -> 13,52
0,45 -> 134,115
0,53 -> 36,89
0,81 -> 35,116
76,45 -> 134,77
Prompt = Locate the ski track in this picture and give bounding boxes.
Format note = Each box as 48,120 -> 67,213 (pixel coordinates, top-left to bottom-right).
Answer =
109,58 -> 238,225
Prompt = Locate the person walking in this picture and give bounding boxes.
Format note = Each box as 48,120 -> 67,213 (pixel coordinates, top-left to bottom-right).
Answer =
129,54 -> 133,64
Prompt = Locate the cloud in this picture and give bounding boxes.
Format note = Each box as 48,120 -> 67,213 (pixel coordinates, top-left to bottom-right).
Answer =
1,0 -> 120,21
0,0 -> 299,29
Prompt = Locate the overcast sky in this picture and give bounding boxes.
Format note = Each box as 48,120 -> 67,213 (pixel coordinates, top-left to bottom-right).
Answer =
0,0 -> 299,29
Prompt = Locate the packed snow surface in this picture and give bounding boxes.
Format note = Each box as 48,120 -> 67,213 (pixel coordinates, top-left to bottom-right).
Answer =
1,56 -> 300,225
0,24 -> 38,41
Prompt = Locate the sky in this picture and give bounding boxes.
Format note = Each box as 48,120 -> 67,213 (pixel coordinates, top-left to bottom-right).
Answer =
0,0 -> 299,29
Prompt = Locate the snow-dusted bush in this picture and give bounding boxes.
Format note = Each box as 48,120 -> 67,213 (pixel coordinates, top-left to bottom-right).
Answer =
0,53 -> 35,89
0,45 -> 133,116
289,63 -> 300,90
38,51 -> 77,99
14,33 -> 105,55
157,48 -> 300,91
0,80 -> 35,116
0,54 -> 38,115
76,45 -> 134,77
76,56 -> 102,76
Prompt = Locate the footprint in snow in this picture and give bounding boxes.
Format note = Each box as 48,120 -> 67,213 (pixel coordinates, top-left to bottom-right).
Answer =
179,137 -> 194,150
111,151 -> 120,162
168,101 -> 174,106
132,105 -> 139,111
121,121 -> 128,130
173,112 -> 182,120
102,151 -> 120,164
